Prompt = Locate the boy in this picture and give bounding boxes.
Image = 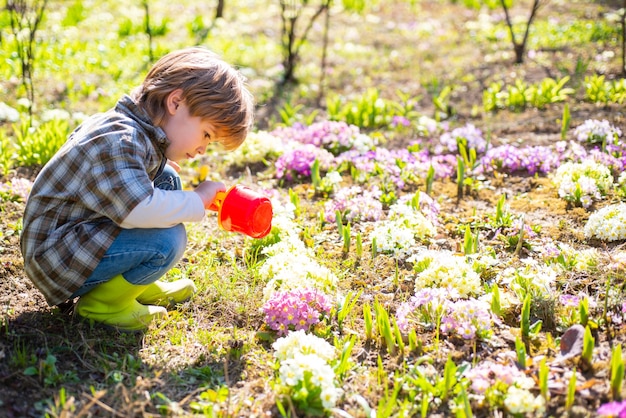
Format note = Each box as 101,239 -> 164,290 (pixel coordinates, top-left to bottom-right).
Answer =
20,47 -> 255,331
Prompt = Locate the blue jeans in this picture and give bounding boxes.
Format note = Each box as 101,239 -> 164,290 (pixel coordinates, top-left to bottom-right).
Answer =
71,165 -> 186,297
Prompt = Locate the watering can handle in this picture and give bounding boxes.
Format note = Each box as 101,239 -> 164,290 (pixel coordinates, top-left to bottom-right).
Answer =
208,190 -> 227,212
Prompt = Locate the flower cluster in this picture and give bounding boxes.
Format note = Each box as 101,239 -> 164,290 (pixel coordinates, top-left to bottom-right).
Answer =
584,203 -> 626,241
323,185 -> 384,223
262,288 -> 332,336
464,361 -> 532,394
260,236 -> 338,300
437,123 -> 487,154
440,298 -> 493,340
224,130 -> 285,166
497,258 -> 558,300
552,160 -> 613,208
540,241 -> 599,272
272,121 -> 376,155
503,386 -> 546,416
335,148 -> 408,189
272,330 -> 342,413
481,144 -> 560,175
396,288 -> 493,340
314,170 -> 343,195
369,201 -> 437,257
464,361 -> 545,415
396,287 -> 449,333
573,119 -> 622,145
418,192 -> 441,225
408,249 -> 482,298
274,143 -> 335,181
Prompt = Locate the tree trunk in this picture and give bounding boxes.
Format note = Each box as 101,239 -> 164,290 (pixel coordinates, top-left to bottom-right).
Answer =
216,0 -> 224,19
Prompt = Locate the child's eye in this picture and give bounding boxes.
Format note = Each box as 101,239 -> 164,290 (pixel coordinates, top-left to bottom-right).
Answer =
204,132 -> 211,141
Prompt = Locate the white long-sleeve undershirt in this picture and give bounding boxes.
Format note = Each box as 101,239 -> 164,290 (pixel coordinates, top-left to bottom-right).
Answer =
120,188 -> 205,228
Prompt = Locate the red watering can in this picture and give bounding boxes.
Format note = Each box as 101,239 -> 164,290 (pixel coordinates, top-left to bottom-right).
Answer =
208,185 -> 273,239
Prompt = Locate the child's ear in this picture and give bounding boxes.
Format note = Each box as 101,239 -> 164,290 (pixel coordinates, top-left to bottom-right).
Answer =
166,89 -> 184,115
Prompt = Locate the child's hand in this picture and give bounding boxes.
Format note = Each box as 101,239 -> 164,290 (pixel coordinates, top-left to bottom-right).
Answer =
194,181 -> 226,210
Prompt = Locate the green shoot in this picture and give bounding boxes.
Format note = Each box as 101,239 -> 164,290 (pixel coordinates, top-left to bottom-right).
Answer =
560,103 -> 570,140
441,355 -> 457,402
334,335 -> 356,379
521,293 -> 531,340
581,326 -> 594,366
408,328 -> 419,352
456,155 -> 465,199
611,344 -> 624,400
392,316 -> 405,355
356,232 -> 363,259
337,290 -> 361,331
426,165 -> 435,194
490,285 -> 501,317
463,225 -> 474,255
579,296 -> 589,328
311,159 -> 322,190
515,336 -> 527,370
539,356 -> 549,400
335,209 -> 344,236
375,298 -> 396,355
566,368 -> 577,410
289,188 -> 300,217
342,222 -> 351,253
363,303 -> 373,341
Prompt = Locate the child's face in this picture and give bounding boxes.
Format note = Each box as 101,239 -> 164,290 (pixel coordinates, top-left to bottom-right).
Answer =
161,96 -> 219,163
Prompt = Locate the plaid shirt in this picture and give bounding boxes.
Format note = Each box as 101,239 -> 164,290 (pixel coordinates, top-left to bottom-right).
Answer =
20,96 -> 169,306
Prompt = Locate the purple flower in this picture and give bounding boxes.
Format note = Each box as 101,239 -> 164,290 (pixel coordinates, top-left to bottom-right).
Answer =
560,295 -> 580,307
438,123 -> 487,154
391,116 -> 411,128
481,144 -> 561,175
597,400 -> 626,417
323,186 -> 384,223
275,144 -> 335,181
272,121 -> 362,155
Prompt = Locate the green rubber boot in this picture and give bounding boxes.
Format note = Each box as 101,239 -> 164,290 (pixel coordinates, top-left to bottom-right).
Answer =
75,274 -> 167,331
136,279 -> 197,307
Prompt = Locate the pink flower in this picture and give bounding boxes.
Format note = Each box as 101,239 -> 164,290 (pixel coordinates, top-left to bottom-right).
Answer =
262,288 -> 332,336
597,400 -> 626,417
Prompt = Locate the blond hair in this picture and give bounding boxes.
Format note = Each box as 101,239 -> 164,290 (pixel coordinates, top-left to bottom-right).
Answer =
133,47 -> 254,151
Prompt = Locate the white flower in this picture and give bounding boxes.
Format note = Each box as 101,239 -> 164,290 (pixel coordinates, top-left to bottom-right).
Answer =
504,386 -> 545,415
408,249 -> 482,298
497,258 -> 558,299
224,130 -> 285,166
368,201 -> 437,257
369,220 -> 417,256
552,160 -> 613,208
260,234 -> 338,299
272,330 -> 337,363
585,203 -> 626,241
0,102 -> 20,123
573,119 -> 622,145
272,333 -> 342,411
